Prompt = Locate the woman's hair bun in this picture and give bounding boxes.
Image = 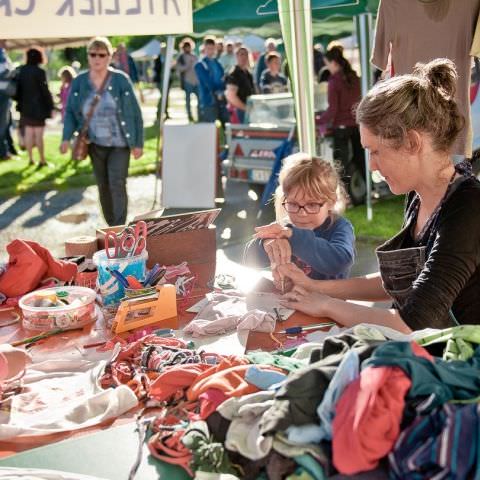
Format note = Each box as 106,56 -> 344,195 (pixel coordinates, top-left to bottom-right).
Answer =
413,58 -> 458,100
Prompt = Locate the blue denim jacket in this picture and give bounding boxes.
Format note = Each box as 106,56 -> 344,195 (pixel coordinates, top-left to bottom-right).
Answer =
194,57 -> 225,108
62,68 -> 143,148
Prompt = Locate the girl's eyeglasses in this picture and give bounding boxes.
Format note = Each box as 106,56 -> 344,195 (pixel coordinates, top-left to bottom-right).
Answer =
282,201 -> 326,214
89,52 -> 108,58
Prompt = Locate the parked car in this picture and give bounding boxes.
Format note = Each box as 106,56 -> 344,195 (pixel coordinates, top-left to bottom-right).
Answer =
223,91 -> 370,204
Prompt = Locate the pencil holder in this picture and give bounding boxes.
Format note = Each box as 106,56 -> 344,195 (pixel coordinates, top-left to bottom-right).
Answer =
93,248 -> 148,307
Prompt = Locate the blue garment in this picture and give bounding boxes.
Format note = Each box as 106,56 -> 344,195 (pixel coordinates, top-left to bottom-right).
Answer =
244,216 -> 355,280
315,349 -> 359,441
62,68 -> 143,149
82,79 -> 127,148
194,57 -> 225,108
245,365 -> 287,390
286,350 -> 360,445
389,403 -> 480,480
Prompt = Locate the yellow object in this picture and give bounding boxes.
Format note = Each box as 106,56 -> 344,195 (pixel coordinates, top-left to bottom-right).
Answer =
111,284 -> 178,334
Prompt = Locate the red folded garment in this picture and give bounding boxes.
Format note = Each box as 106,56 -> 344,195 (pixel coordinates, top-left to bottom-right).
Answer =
333,366 -> 411,475
0,240 -> 77,297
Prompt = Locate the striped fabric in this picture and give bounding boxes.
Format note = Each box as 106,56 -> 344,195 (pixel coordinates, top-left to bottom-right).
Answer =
389,403 -> 480,480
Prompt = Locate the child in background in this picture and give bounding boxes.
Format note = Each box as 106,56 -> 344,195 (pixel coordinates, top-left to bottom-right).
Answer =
244,153 -> 355,290
58,66 -> 76,122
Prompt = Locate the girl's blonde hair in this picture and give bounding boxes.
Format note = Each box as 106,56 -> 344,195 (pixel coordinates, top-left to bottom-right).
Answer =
274,153 -> 346,223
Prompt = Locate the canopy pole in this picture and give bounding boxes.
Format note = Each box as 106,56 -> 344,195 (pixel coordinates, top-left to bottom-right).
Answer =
357,12 -> 373,221
278,0 -> 316,156
152,35 -> 175,209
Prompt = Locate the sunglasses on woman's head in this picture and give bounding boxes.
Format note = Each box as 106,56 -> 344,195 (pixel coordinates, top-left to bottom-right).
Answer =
89,52 -> 108,58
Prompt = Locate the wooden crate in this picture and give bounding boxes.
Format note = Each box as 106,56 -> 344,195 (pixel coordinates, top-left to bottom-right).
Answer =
96,226 -> 216,288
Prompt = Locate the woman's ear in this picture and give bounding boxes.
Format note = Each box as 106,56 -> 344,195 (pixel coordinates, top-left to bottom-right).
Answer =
404,130 -> 422,154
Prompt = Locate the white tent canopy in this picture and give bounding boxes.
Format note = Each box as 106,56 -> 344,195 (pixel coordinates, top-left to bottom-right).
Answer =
4,38 -> 89,50
131,39 -> 163,61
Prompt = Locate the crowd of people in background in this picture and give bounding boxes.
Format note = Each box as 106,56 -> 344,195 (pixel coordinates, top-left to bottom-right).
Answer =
0,35 -> 364,174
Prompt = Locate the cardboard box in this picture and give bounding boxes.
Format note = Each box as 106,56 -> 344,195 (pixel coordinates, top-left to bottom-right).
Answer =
96,226 -> 216,289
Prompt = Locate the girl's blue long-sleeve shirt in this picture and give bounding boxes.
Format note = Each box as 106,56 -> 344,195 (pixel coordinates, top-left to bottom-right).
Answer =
244,217 -> 356,279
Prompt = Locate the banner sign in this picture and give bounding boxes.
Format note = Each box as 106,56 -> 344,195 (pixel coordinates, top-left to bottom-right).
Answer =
0,0 -> 193,38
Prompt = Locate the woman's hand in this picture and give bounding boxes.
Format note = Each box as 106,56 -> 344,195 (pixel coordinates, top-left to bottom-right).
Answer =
278,262 -> 314,290
281,286 -> 333,317
132,148 -> 143,160
264,238 -> 292,267
59,141 -> 70,155
254,222 -> 292,240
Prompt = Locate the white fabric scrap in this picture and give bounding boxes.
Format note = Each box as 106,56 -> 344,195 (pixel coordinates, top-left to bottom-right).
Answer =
0,356 -> 138,439
0,467 -> 109,480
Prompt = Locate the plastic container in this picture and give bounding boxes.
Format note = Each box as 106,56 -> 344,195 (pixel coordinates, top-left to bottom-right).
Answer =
92,248 -> 148,306
19,286 -> 97,331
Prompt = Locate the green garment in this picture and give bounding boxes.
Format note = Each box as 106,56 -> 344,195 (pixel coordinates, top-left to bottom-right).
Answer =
247,351 -> 307,373
182,421 -> 240,477
416,325 -> 480,361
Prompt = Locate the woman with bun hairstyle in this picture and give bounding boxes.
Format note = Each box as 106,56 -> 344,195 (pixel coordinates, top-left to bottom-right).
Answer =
280,58 -> 480,332
318,45 -> 365,203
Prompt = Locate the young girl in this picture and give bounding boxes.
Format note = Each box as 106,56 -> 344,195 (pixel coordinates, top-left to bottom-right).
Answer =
245,153 -> 355,290
58,66 -> 76,122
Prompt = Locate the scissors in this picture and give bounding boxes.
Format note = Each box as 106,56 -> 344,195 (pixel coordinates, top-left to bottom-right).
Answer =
105,221 -> 147,259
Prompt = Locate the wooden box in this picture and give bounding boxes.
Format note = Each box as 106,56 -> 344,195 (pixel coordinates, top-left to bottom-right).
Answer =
96,226 -> 216,289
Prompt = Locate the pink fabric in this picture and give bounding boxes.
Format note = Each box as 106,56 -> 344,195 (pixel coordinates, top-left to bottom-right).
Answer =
193,388 -> 228,420
59,83 -> 71,120
411,341 -> 434,361
332,366 -> 411,475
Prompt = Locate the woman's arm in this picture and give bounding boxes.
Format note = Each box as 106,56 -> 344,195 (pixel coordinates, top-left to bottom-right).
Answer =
397,184 -> 480,330
121,73 -> 144,148
282,287 -> 411,333
225,84 -> 246,111
278,263 -> 391,302
61,78 -> 80,142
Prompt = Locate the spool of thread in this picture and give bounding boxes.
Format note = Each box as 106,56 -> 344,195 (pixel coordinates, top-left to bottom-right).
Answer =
65,236 -> 98,259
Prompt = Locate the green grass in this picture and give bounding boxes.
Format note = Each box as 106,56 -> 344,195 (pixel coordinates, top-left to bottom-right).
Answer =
0,131 -> 159,197
345,195 -> 405,241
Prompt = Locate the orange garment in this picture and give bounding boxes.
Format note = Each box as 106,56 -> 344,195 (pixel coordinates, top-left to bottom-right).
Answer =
187,357 -> 285,401
149,363 -> 212,402
0,240 -> 77,297
332,366 -> 411,475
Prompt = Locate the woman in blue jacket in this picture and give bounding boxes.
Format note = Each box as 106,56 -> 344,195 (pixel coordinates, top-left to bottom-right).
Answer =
61,37 -> 143,226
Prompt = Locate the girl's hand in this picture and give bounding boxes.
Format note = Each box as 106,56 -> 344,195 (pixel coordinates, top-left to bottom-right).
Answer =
281,286 -> 332,317
264,238 -> 292,267
278,262 -> 313,289
254,222 -> 292,239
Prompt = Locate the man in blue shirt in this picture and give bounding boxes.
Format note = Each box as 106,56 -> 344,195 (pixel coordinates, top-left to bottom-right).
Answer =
194,37 -> 229,126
